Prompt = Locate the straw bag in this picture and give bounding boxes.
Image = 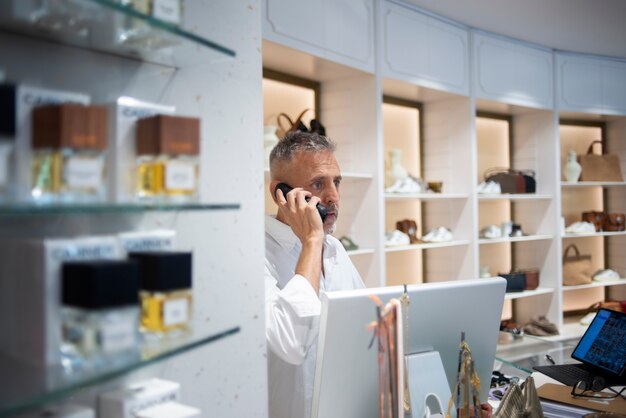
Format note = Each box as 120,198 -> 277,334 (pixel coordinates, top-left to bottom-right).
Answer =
579,141 -> 624,182
493,376 -> 544,418
562,244 -> 593,286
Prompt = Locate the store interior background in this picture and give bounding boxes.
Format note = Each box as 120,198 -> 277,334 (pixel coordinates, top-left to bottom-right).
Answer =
2,0 -> 626,416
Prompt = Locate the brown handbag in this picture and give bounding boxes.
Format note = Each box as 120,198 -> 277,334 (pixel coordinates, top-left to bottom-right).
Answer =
276,109 -> 311,138
604,213 -> 626,232
484,168 -> 536,194
582,211 -> 607,232
396,219 -> 419,244
578,141 -> 624,182
562,244 -> 593,286
520,269 -> 540,290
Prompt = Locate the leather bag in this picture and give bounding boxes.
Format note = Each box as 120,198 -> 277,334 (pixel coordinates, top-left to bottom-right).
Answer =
562,244 -> 593,286
498,272 -> 526,292
604,213 -> 626,232
276,109 -> 326,139
493,376 -> 544,418
578,141 -> 624,182
519,269 -> 540,290
485,168 -> 536,194
582,211 -> 607,232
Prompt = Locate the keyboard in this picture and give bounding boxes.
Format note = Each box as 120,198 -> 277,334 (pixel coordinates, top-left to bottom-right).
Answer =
534,364 -> 625,387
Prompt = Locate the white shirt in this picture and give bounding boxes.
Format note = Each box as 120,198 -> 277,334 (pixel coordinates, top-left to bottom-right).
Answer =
265,215 -> 365,418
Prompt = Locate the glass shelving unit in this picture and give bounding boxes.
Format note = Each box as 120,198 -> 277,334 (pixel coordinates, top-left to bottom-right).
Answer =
0,326 -> 239,417
0,0 -> 236,67
0,202 -> 240,216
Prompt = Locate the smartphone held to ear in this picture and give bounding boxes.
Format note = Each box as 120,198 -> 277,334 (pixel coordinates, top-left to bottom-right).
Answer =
274,183 -> 328,222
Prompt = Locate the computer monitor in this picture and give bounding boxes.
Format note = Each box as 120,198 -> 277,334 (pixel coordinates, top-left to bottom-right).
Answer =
311,278 -> 507,418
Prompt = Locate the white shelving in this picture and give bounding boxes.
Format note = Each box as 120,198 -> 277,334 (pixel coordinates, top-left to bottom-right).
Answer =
562,279 -> 626,292
384,240 -> 471,253
347,248 -> 376,256
478,194 -> 552,201
478,234 -> 553,245
503,287 -> 555,301
561,181 -> 626,188
385,193 -> 469,201
563,231 -> 626,239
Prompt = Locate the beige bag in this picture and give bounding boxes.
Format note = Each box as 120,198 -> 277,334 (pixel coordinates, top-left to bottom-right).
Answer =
579,141 -> 624,182
493,376 -> 544,418
562,244 -> 593,286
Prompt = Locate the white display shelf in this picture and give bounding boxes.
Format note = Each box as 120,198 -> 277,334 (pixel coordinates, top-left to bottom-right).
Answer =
561,181 -> 626,188
385,193 -> 469,201
562,278 -> 626,291
563,231 -> 626,238
384,240 -> 470,253
478,234 -> 553,245
539,316 -> 589,342
264,169 -> 373,182
503,287 -> 554,300
346,248 -> 376,256
478,193 -> 552,201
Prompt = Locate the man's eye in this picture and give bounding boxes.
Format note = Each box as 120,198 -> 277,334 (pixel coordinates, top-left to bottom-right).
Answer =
312,181 -> 322,189
334,180 -> 341,188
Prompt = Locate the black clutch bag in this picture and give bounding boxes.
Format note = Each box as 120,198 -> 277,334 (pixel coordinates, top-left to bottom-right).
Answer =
498,272 -> 526,292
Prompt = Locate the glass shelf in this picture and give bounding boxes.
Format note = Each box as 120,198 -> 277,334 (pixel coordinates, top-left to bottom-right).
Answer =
0,202 -> 240,216
0,0 -> 236,68
0,326 -> 239,417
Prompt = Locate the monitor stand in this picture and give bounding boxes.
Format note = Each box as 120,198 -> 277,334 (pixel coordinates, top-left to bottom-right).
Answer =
407,351 -> 452,418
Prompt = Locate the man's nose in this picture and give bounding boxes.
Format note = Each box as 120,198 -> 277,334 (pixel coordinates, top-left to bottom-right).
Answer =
323,184 -> 339,206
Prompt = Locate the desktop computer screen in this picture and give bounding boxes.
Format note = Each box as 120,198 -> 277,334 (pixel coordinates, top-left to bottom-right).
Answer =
311,278 -> 506,418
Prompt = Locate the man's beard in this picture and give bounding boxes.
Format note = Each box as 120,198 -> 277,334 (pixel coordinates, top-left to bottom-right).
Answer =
323,204 -> 338,235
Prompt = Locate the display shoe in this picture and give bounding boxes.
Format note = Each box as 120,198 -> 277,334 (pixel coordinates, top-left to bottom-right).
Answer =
385,230 -> 410,247
422,227 -> 453,243
339,236 -> 359,251
524,316 -> 558,336
385,176 -> 425,194
565,221 -> 596,234
477,181 -> 501,194
396,219 -> 419,244
592,269 -> 620,281
480,225 -> 502,239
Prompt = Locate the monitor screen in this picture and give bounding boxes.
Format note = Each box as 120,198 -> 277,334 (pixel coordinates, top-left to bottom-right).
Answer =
311,278 -> 506,418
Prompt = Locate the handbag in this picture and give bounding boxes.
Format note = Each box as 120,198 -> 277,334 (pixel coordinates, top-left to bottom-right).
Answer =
493,376 -> 544,418
604,213 -> 625,232
276,109 -> 327,139
498,272 -> 526,292
578,141 -> 624,182
562,244 -> 593,286
485,168 -> 536,194
519,269 -> 539,290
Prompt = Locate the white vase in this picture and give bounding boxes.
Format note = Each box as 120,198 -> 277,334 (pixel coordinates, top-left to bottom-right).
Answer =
385,149 -> 408,187
264,125 -> 279,168
564,149 -> 582,183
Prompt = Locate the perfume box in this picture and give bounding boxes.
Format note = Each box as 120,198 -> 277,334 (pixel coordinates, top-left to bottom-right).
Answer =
0,84 -> 89,201
99,378 -> 181,418
117,229 -> 177,255
0,236 -> 123,366
107,97 -> 175,202
16,404 -> 95,418
135,401 -> 201,418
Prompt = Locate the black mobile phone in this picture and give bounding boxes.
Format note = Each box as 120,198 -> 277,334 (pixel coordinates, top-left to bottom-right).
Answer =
274,183 -> 328,222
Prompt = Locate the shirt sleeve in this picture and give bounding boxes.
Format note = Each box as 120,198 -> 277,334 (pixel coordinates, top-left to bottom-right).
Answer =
265,263 -> 321,366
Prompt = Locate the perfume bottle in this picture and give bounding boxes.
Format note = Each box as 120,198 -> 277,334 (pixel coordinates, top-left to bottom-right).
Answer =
31,104 -> 108,203
135,115 -> 200,202
116,0 -> 183,49
61,260 -> 140,371
130,251 -> 193,336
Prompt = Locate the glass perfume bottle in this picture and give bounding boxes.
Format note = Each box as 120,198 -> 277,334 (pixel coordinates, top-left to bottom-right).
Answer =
116,0 -> 183,50
31,104 -> 108,203
61,260 -> 140,371
135,115 -> 200,202
130,251 -> 193,336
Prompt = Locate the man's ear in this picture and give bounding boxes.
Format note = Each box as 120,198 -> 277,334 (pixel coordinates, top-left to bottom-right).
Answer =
269,180 -> 281,205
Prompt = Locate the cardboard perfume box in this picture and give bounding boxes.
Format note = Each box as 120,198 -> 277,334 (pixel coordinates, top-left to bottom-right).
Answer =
135,401 -> 201,418
0,84 -> 89,201
98,378 -> 181,418
117,229 -> 177,255
107,97 -> 175,202
0,236 -> 123,366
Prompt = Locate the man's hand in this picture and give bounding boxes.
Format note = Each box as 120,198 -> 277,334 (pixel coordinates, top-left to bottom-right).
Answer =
276,187 -> 324,294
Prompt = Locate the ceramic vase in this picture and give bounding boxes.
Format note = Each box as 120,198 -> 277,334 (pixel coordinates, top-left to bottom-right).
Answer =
564,149 -> 582,183
385,148 -> 408,187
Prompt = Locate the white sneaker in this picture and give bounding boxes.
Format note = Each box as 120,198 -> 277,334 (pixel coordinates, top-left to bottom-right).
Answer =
385,176 -> 425,194
580,312 -> 596,326
422,227 -> 453,243
592,269 -> 621,281
477,181 -> 501,194
385,230 -> 410,247
480,225 -> 502,239
565,221 -> 596,234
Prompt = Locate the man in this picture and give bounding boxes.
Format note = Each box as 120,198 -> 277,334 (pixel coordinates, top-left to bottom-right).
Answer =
265,131 -> 365,418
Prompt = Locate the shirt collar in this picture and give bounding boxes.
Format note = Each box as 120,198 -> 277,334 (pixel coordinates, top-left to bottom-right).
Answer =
265,215 -> 336,257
